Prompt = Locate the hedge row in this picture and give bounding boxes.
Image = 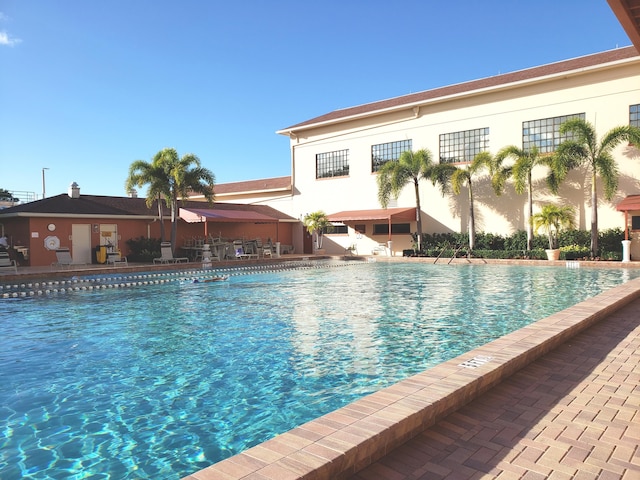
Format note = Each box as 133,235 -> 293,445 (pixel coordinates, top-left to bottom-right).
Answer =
411,228 -> 625,260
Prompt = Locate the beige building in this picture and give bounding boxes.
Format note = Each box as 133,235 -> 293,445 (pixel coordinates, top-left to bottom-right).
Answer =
256,46 -> 639,256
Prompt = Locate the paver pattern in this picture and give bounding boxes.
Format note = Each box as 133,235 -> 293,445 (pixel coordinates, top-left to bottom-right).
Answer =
351,298 -> 640,479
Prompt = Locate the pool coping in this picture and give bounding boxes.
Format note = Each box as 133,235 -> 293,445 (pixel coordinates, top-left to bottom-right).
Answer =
182,273 -> 640,480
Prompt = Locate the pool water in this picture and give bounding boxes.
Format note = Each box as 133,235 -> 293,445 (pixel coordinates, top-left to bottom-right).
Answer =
1,261 -> 637,479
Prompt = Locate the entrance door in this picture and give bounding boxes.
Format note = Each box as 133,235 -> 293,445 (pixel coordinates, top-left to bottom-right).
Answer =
71,224 -> 92,264
303,229 -> 313,254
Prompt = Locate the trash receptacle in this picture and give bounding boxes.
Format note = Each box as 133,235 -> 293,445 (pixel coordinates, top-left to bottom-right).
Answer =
97,246 -> 107,264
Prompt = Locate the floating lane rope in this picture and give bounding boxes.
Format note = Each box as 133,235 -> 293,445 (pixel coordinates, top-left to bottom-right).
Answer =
0,259 -> 366,299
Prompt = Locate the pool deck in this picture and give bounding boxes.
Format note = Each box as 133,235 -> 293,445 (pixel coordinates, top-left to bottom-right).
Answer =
3,257 -> 639,479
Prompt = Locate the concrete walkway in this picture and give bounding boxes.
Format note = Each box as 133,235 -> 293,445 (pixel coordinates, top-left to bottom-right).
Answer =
351,297 -> 640,479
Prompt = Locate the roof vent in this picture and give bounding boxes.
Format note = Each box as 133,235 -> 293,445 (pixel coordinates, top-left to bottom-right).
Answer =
127,188 -> 138,198
68,182 -> 80,199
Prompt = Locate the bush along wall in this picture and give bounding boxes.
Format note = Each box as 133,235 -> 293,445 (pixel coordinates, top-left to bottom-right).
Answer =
412,229 -> 625,261
125,236 -> 162,262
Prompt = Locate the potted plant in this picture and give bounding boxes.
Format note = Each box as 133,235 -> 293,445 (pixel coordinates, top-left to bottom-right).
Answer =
303,211 -> 333,254
532,204 -> 576,261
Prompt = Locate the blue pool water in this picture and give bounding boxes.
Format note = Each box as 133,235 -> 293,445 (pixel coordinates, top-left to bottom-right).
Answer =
1,261 -> 638,479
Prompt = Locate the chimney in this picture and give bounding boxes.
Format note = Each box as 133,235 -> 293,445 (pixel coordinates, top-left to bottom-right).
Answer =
68,182 -> 80,198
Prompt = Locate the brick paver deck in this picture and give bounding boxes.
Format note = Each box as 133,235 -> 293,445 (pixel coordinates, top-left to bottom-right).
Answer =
351,297 -> 640,479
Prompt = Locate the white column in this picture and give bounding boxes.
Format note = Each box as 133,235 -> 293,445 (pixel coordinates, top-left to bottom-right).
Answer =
622,240 -> 631,263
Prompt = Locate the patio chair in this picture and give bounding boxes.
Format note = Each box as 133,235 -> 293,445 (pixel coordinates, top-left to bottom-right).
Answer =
153,242 -> 189,264
51,247 -> 74,269
262,241 -> 273,258
233,240 -> 258,260
107,251 -> 128,267
0,251 -> 17,273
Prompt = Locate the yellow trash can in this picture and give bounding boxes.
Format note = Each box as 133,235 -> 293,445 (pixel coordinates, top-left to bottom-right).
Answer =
97,246 -> 107,264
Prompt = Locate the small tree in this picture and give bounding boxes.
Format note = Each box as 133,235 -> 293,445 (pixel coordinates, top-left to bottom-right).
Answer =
532,204 -> 576,250
303,211 -> 332,250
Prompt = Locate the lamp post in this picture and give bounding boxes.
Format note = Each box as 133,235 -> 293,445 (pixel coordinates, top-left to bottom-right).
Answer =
42,168 -> 49,199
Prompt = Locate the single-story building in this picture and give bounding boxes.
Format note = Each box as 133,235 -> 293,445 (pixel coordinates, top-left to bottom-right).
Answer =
0,182 -> 296,267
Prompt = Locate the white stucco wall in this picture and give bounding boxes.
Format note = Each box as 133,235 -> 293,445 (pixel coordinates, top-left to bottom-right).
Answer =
282,57 -> 640,255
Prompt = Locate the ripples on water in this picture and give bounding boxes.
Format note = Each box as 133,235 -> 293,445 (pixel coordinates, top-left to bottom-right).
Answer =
0,262 -> 636,478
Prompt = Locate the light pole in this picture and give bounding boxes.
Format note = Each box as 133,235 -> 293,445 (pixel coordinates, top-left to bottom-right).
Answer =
42,168 -> 49,199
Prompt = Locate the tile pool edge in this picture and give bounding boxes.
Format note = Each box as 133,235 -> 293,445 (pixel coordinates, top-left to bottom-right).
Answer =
183,276 -> 640,480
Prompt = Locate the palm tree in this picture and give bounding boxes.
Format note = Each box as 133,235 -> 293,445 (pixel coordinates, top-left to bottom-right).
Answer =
377,149 -> 440,252
550,119 -> 640,257
126,148 -> 215,250
442,151 -> 493,251
532,204 -> 576,250
303,211 -> 332,251
494,146 -> 551,251
125,159 -> 171,242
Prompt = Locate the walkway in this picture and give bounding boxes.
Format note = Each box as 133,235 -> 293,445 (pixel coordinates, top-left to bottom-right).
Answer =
351,296 -> 640,479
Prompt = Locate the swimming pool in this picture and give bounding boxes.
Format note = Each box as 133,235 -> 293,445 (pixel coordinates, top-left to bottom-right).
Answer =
1,261 -> 637,479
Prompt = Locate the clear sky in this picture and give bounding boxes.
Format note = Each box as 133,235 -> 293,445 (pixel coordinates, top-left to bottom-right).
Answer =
0,0 -> 633,200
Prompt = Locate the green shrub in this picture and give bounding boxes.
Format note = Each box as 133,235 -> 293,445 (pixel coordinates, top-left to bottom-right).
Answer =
126,236 -> 161,262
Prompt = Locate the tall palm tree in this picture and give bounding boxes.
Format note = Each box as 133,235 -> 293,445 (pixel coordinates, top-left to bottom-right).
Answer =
157,148 -> 215,249
125,159 -> 170,242
442,151 -> 493,251
377,149 -> 440,252
550,119 -> 640,257
494,146 -> 550,251
126,148 -> 215,250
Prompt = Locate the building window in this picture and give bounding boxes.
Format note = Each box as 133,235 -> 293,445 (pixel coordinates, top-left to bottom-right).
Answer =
372,140 -> 412,172
373,223 -> 411,234
439,128 -> 489,164
316,149 -> 349,179
631,104 -> 640,128
522,113 -> 585,153
324,224 -> 348,234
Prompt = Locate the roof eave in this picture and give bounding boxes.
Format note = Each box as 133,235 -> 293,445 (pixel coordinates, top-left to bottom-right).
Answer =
278,53 -> 640,136
0,212 -> 159,220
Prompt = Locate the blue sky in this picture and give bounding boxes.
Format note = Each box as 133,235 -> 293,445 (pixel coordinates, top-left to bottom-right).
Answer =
0,1 -> 633,199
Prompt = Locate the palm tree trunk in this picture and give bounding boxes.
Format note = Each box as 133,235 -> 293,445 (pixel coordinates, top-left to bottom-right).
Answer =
170,197 -> 178,254
413,180 -> 422,251
156,195 -> 166,242
468,183 -> 475,251
591,171 -> 598,257
527,174 -> 533,251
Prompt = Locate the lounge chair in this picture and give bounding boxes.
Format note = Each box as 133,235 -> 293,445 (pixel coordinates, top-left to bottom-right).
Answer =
0,251 -> 17,273
51,247 -> 74,269
153,242 -> 189,264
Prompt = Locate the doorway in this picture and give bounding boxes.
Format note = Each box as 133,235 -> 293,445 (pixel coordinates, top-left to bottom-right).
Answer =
71,224 -> 92,264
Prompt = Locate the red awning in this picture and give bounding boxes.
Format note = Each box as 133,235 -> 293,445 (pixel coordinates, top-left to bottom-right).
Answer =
179,208 -> 278,223
616,195 -> 640,212
327,207 -> 416,222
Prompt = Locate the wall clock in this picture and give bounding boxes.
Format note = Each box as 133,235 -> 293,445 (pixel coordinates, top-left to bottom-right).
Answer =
47,223 -> 56,231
